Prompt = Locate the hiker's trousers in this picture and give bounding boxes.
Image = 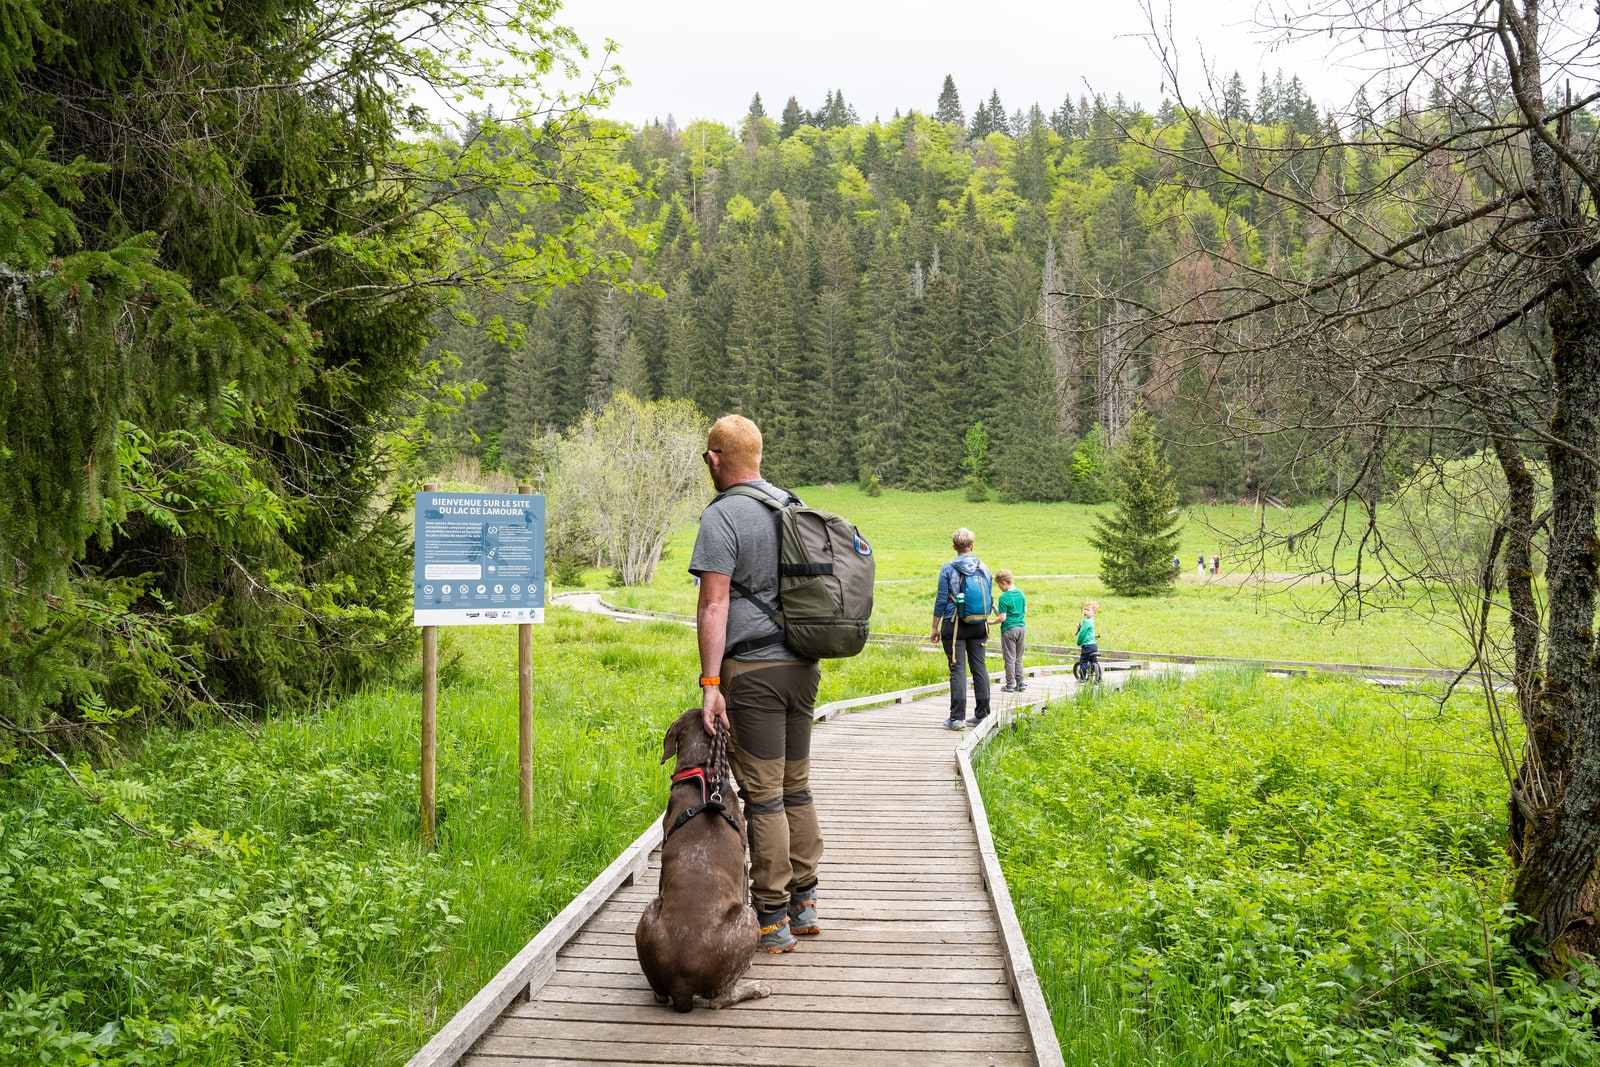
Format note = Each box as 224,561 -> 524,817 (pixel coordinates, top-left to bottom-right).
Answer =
1001,626 -> 1026,687
724,659 -> 823,913
941,618 -> 991,722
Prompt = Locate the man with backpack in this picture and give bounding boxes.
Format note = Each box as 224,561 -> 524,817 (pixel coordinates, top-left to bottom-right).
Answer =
690,415 -> 833,955
929,527 -> 994,729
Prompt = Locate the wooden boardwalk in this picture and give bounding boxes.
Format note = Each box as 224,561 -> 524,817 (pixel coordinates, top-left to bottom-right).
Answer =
429,672 -> 1085,1067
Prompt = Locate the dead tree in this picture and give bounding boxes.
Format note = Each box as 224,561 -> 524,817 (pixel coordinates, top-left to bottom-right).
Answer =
1096,0 -> 1600,969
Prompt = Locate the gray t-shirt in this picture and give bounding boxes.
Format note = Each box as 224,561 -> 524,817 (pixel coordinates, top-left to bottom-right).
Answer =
689,478 -> 804,663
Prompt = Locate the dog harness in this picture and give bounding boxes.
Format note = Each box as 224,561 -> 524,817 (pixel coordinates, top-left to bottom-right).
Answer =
663,723 -> 741,841
665,766 -> 741,840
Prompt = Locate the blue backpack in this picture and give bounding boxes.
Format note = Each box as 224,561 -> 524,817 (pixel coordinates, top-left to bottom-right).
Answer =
953,568 -> 993,624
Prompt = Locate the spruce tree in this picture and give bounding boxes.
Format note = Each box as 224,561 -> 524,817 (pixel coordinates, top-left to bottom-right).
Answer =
987,89 -> 1009,135
970,96 -> 994,138
1224,72 -> 1249,121
1087,410 -> 1183,596
935,75 -> 964,126
780,96 -> 803,138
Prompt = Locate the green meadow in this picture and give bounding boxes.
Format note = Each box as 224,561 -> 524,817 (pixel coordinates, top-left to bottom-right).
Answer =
978,671 -> 1600,1064
606,485 -> 1478,668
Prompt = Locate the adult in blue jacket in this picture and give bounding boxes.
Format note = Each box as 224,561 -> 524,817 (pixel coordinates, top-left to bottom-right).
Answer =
928,527 -> 994,729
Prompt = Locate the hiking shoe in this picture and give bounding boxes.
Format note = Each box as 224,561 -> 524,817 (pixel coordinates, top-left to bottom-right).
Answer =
943,717 -> 967,730
1000,684 -> 1016,692
1017,683 -> 1029,691
789,885 -> 820,936
758,909 -> 797,953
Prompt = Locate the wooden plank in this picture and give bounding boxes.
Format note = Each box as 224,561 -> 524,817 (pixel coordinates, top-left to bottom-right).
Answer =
481,1016 -> 1030,1052
565,931 -> 1002,958
531,984 -> 1020,1015
466,1035 -> 1035,1066
549,971 -> 1015,1001
503,999 -> 1029,1034
572,921 -> 998,945
552,955 -> 1009,983
558,945 -> 1007,970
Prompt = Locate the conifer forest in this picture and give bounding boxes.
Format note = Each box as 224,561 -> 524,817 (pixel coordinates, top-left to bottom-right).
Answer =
430,70 -> 1415,504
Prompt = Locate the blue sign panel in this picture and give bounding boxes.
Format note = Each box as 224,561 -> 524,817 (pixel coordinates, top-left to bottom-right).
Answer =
414,492 -> 545,626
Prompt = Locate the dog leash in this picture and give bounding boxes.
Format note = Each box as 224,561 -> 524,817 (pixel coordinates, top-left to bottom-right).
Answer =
708,721 -> 730,804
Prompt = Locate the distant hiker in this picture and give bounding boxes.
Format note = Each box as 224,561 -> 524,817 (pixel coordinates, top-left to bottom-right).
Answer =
930,527 -> 994,729
1197,553 -> 1206,577
995,570 -> 1027,693
690,414 -> 822,955
1211,554 -> 1220,576
1172,555 -> 1181,574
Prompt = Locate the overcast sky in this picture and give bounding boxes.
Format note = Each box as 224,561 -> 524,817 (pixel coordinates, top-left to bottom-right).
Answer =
554,0 -> 1350,128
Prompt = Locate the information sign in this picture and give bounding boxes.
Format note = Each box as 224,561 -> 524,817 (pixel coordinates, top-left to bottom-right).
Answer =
413,492 -> 545,626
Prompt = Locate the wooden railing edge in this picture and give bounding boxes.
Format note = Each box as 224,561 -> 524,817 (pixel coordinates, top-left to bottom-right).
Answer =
403,819 -> 663,1067
955,674 -> 1070,1067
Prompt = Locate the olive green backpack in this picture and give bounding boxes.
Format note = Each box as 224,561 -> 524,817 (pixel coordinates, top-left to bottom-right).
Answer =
715,485 -> 876,659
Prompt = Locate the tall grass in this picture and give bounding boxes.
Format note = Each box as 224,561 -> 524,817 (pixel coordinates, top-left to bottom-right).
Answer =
0,611 -> 944,1066
978,671 -> 1600,1065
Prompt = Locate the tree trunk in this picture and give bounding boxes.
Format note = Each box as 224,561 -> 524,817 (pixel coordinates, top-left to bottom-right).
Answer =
1510,283 -> 1600,967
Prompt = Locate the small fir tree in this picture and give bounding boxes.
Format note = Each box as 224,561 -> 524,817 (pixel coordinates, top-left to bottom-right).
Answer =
962,420 -> 990,501
1070,425 -> 1113,503
1087,410 -> 1183,595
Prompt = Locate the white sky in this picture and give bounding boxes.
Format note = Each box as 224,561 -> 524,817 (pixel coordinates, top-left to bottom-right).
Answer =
555,0 -> 1351,127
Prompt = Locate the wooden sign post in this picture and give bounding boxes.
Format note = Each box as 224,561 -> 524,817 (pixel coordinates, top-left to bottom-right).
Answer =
518,484 -> 534,829
413,486 -> 546,847
421,482 -> 439,847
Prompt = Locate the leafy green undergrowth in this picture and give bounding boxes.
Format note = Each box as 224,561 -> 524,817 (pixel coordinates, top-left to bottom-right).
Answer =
0,610 -> 943,1066
978,670 -> 1600,1066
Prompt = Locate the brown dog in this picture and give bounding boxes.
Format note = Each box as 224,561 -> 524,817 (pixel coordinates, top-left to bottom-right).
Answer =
635,708 -> 769,1012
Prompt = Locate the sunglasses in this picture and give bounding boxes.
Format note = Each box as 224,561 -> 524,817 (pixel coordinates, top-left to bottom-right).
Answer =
702,448 -> 722,464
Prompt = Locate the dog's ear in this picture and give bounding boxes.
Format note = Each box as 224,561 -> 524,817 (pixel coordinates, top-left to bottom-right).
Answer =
660,716 -> 682,765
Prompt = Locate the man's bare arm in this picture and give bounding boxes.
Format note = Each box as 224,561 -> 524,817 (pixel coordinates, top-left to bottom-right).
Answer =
696,572 -> 732,734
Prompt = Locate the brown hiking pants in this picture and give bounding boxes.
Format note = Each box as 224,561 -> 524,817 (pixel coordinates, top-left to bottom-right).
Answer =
723,659 -> 823,913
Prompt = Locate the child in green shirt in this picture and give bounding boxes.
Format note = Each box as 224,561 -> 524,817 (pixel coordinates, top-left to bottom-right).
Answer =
995,570 -> 1027,691
1075,600 -> 1100,681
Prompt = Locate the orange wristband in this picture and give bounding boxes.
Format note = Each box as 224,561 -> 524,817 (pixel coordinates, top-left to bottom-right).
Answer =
699,676 -> 721,687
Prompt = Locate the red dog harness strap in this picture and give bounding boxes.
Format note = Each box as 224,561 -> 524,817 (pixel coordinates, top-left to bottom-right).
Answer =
671,765 -> 709,806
